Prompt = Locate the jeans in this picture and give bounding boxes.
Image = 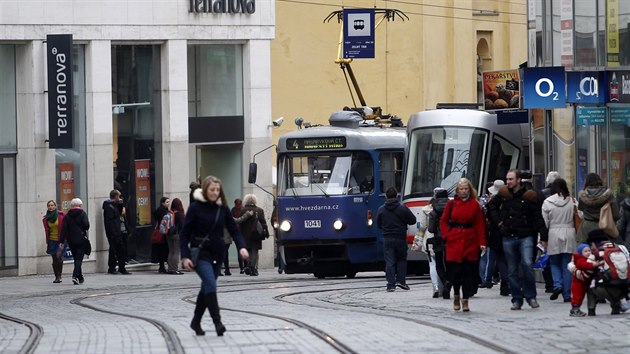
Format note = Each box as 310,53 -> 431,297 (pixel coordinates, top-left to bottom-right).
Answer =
69,243 -> 85,280
428,254 -> 443,291
502,236 -> 537,303
479,248 -> 497,285
383,238 -> 408,288
107,236 -> 127,271
549,253 -> 572,300
196,258 -> 222,294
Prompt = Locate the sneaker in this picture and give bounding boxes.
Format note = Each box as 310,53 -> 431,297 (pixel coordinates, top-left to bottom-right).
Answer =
569,308 -> 586,317
386,288 -> 395,292
510,302 -> 522,310
588,308 -> 596,316
550,288 -> 562,301
432,291 -> 440,298
224,270 -> 232,276
107,269 -> 118,274
563,298 -> 571,303
119,270 -> 132,275
527,298 -> 540,308
72,277 -> 79,285
620,301 -> 630,313
79,277 -> 84,284
396,283 -> 410,291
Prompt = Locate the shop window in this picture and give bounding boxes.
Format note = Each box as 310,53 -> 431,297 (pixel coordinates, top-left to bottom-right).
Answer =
112,45 -> 162,263
55,45 -> 87,213
609,107 -> 630,199
0,44 -> 17,269
550,107 -> 576,192
187,44 -> 244,144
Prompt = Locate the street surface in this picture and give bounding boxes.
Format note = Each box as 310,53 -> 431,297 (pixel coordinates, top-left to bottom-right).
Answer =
1,268 -> 628,353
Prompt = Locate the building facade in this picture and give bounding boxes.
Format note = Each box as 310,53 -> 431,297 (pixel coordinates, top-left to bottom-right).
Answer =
0,0 -> 276,276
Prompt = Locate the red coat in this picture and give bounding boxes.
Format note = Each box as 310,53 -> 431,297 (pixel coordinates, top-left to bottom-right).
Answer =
42,211 -> 65,243
440,196 -> 486,262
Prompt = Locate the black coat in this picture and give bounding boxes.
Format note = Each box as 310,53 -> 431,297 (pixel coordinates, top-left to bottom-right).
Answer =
180,189 -> 245,263
102,200 -> 121,239
61,208 -> 90,246
240,204 -> 268,250
487,185 -> 547,240
376,199 -> 416,240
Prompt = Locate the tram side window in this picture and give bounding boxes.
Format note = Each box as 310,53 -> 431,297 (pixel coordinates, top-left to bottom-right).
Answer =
488,134 -> 520,183
379,151 -> 404,193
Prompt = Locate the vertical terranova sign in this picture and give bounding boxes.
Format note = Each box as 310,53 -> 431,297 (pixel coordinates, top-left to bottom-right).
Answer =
47,34 -> 73,149
343,9 -> 375,59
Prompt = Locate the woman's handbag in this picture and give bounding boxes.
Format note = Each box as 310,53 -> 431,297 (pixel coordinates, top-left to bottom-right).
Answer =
599,202 -> 619,237
573,198 -> 581,232
150,226 -> 164,244
84,234 -> 92,256
190,246 -> 201,265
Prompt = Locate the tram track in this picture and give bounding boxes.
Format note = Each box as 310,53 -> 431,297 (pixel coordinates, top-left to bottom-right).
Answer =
0,312 -> 43,354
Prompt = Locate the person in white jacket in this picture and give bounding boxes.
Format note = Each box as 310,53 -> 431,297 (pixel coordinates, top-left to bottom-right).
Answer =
541,178 -> 577,302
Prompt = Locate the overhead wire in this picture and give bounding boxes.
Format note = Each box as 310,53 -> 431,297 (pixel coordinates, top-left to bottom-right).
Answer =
277,0 -> 528,25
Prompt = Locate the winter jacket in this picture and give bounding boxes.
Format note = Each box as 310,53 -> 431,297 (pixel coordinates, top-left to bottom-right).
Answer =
576,187 -> 620,243
542,194 -> 577,255
180,189 -> 245,263
102,200 -> 121,240
240,204 -> 268,250
487,184 -> 548,241
43,211 -> 65,243
440,196 -> 486,262
568,253 -> 597,283
376,199 -> 416,240
61,207 -> 90,246
615,197 -> 630,248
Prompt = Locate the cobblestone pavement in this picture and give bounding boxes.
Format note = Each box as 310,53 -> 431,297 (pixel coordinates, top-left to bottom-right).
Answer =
0,269 -> 628,353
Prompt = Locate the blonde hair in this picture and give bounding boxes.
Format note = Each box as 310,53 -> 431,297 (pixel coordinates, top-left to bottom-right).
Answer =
456,178 -> 478,199
200,175 -> 227,205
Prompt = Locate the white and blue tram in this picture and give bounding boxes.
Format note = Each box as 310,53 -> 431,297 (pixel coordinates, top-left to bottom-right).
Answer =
276,110 -> 411,278
402,109 -> 529,240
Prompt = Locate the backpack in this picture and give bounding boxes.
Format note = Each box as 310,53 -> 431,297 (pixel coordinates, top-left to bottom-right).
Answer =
595,243 -> 630,286
159,210 -> 176,235
427,198 -> 449,234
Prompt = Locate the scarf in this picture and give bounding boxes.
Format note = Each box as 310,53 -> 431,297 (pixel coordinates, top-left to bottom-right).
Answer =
46,209 -> 58,222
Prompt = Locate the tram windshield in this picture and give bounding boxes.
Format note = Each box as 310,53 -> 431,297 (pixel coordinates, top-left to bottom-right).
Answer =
279,152 -> 374,196
404,127 -> 488,197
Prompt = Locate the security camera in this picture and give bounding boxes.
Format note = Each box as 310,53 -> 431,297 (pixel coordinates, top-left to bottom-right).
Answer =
272,117 -> 284,127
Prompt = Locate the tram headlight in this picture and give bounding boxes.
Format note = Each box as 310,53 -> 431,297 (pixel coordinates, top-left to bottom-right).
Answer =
279,220 -> 292,232
367,210 -> 373,227
333,219 -> 344,231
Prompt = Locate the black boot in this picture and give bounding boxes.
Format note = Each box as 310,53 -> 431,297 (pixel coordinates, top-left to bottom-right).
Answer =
588,308 -> 596,316
190,292 -> 206,336
442,282 -> 451,299
52,261 -> 62,283
205,293 -> 226,336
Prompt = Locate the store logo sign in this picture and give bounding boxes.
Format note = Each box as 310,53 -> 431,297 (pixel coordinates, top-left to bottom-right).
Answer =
47,34 -> 73,149
566,71 -> 606,104
523,67 -> 566,109
189,0 -> 255,14
607,70 -> 630,103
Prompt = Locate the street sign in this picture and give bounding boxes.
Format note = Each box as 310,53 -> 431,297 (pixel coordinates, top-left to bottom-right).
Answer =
343,9 -> 375,59
523,67 -> 566,109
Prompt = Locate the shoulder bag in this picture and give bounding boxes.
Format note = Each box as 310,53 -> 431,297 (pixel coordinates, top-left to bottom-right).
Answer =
573,198 -> 581,232
599,202 -> 619,237
190,209 -> 221,266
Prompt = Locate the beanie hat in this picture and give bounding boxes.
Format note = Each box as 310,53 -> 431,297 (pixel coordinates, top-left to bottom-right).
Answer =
576,243 -> 589,255
433,187 -> 448,199
587,229 -> 609,244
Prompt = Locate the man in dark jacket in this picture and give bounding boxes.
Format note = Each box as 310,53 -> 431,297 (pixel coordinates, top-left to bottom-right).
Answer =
488,169 -> 547,310
376,187 -> 417,292
103,189 -> 131,275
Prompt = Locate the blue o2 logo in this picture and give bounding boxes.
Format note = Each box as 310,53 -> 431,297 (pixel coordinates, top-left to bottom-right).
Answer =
576,77 -> 598,100
535,78 -> 558,100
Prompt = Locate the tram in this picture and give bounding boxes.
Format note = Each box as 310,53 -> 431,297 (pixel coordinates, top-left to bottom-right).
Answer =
274,110 -> 410,278
401,108 -> 529,240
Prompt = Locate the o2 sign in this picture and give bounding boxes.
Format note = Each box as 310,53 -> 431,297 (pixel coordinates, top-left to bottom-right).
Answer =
566,71 -> 606,104
523,67 -> 566,109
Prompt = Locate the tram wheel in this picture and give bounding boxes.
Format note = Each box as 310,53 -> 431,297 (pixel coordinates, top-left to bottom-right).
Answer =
345,272 -> 357,279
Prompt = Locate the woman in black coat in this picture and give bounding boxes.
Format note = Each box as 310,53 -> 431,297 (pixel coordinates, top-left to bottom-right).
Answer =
240,193 -> 269,276
60,198 -> 90,285
152,197 -> 170,273
180,175 -> 249,336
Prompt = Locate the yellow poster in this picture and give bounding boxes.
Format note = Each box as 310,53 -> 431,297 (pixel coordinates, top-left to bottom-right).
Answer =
58,163 -> 75,213
135,159 -> 151,226
607,0 -> 619,66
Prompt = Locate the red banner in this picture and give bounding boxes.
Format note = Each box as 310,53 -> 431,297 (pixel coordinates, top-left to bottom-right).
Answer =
58,163 -> 75,212
135,159 -> 152,226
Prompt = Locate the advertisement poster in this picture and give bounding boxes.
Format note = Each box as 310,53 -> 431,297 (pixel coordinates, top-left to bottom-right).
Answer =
560,0 -> 573,66
606,0 -> 619,66
576,149 -> 588,193
610,151 -> 624,189
482,69 -> 520,110
135,159 -> 151,226
58,163 -> 75,213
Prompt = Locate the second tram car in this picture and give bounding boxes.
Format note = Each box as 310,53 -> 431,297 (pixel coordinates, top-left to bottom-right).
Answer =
276,110 -> 413,278
402,109 -> 528,239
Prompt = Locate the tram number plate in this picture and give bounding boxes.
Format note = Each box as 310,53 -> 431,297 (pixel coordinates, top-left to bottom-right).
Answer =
304,220 -> 321,228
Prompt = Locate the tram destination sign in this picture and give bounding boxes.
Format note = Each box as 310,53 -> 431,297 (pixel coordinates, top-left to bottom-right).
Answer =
286,137 -> 347,150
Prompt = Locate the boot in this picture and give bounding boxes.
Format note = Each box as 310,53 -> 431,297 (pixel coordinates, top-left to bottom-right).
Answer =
205,293 -> 226,336
453,295 -> 461,311
462,298 -> 469,312
190,292 -> 206,336
587,308 -> 596,316
52,261 -> 62,283
442,282 -> 451,299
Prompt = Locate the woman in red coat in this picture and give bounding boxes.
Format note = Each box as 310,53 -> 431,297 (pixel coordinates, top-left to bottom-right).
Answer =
440,178 -> 486,312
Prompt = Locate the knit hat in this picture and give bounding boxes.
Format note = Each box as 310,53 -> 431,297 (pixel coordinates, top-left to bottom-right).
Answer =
576,243 -> 590,255
433,187 -> 448,198
487,179 -> 505,195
